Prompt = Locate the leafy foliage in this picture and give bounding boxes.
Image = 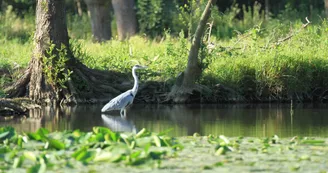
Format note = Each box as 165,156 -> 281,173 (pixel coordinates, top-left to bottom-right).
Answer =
0,126 -> 182,172
136,0 -> 178,37
43,44 -> 73,89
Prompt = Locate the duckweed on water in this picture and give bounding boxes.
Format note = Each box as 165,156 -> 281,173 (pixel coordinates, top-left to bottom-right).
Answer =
0,127 -> 328,172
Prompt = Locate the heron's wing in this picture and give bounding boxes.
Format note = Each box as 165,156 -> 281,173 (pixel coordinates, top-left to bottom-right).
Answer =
101,90 -> 134,112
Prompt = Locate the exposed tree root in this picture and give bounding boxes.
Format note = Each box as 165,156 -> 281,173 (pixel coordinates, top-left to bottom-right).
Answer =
4,57 -> 134,105
136,81 -> 171,103
0,98 -> 40,116
4,67 -> 31,98
168,83 -> 213,103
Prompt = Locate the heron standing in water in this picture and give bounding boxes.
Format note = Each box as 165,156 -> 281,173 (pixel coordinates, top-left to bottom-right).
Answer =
101,65 -> 147,117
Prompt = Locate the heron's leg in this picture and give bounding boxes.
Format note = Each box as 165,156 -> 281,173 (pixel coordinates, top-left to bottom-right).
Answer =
120,109 -> 124,117
123,109 -> 127,117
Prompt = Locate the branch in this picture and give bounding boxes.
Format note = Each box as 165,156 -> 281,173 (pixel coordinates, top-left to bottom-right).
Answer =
275,17 -> 311,46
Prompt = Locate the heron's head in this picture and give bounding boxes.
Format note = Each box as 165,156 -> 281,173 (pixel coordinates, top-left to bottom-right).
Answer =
133,65 -> 148,70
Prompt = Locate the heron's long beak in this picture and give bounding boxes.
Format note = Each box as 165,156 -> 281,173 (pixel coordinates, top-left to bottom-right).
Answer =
141,65 -> 148,69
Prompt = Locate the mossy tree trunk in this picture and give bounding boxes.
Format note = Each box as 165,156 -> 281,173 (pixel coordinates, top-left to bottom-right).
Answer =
168,0 -> 216,103
111,0 -> 137,40
84,0 -> 112,42
5,0 -> 130,106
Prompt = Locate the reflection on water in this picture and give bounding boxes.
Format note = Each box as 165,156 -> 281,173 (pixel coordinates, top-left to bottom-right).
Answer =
1,104 -> 328,137
101,114 -> 137,133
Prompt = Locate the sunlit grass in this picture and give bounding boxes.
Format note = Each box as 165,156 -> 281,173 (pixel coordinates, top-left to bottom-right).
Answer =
0,40 -> 32,69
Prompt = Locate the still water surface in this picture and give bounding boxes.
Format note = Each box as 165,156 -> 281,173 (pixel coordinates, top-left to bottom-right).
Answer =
1,104 -> 328,137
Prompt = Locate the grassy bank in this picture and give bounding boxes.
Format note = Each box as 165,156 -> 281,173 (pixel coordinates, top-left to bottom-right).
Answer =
0,127 -> 327,172
1,8 -> 328,102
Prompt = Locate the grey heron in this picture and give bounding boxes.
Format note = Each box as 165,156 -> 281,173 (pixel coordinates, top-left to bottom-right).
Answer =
101,65 -> 147,116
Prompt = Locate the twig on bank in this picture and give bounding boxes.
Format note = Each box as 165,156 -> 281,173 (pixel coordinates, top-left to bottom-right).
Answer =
274,17 -> 311,46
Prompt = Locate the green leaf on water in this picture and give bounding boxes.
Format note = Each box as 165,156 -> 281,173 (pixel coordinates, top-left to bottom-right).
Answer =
149,151 -> 165,160
27,162 -> 46,173
219,135 -> 230,144
27,133 -> 42,141
130,150 -> 142,159
72,129 -> 82,138
215,147 -> 225,155
158,128 -> 173,136
161,138 -> 171,147
0,146 -> 10,154
136,128 -> 148,138
153,135 -> 161,147
0,131 -> 10,140
301,140 -> 325,145
0,127 -> 15,141
17,135 -> 23,148
72,147 -> 87,158
27,164 -> 41,173
130,141 -> 136,149
12,156 -> 24,168
72,147 -> 96,162
271,135 -> 279,144
24,152 -> 37,162
93,126 -> 112,135
36,128 -> 49,138
94,152 -> 114,162
48,139 -> 65,150
109,131 -> 120,142
94,133 -> 105,142
290,165 -> 301,171
213,162 -> 224,167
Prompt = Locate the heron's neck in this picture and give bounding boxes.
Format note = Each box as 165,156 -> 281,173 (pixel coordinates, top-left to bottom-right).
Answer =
131,68 -> 138,96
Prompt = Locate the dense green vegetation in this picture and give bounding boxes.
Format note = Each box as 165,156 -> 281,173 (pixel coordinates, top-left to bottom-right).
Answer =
1,1 -> 328,102
0,126 -> 327,172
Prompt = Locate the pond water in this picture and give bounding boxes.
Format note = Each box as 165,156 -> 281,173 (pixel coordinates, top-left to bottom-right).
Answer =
1,103 -> 328,137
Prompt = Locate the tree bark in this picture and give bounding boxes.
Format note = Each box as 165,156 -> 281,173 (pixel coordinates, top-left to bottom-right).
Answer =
111,0 -> 137,40
84,0 -> 112,42
169,0 -> 216,103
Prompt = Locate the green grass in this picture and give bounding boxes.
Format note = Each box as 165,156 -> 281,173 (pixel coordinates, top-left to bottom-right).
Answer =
203,20 -> 328,101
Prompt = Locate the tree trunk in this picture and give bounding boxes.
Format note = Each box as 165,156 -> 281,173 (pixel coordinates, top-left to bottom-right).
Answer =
111,0 -> 137,40
75,0 -> 83,16
27,0 -> 70,104
5,0 -> 131,105
84,0 -> 112,42
169,0 -> 216,103
325,0 -> 328,17
265,0 -> 269,20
